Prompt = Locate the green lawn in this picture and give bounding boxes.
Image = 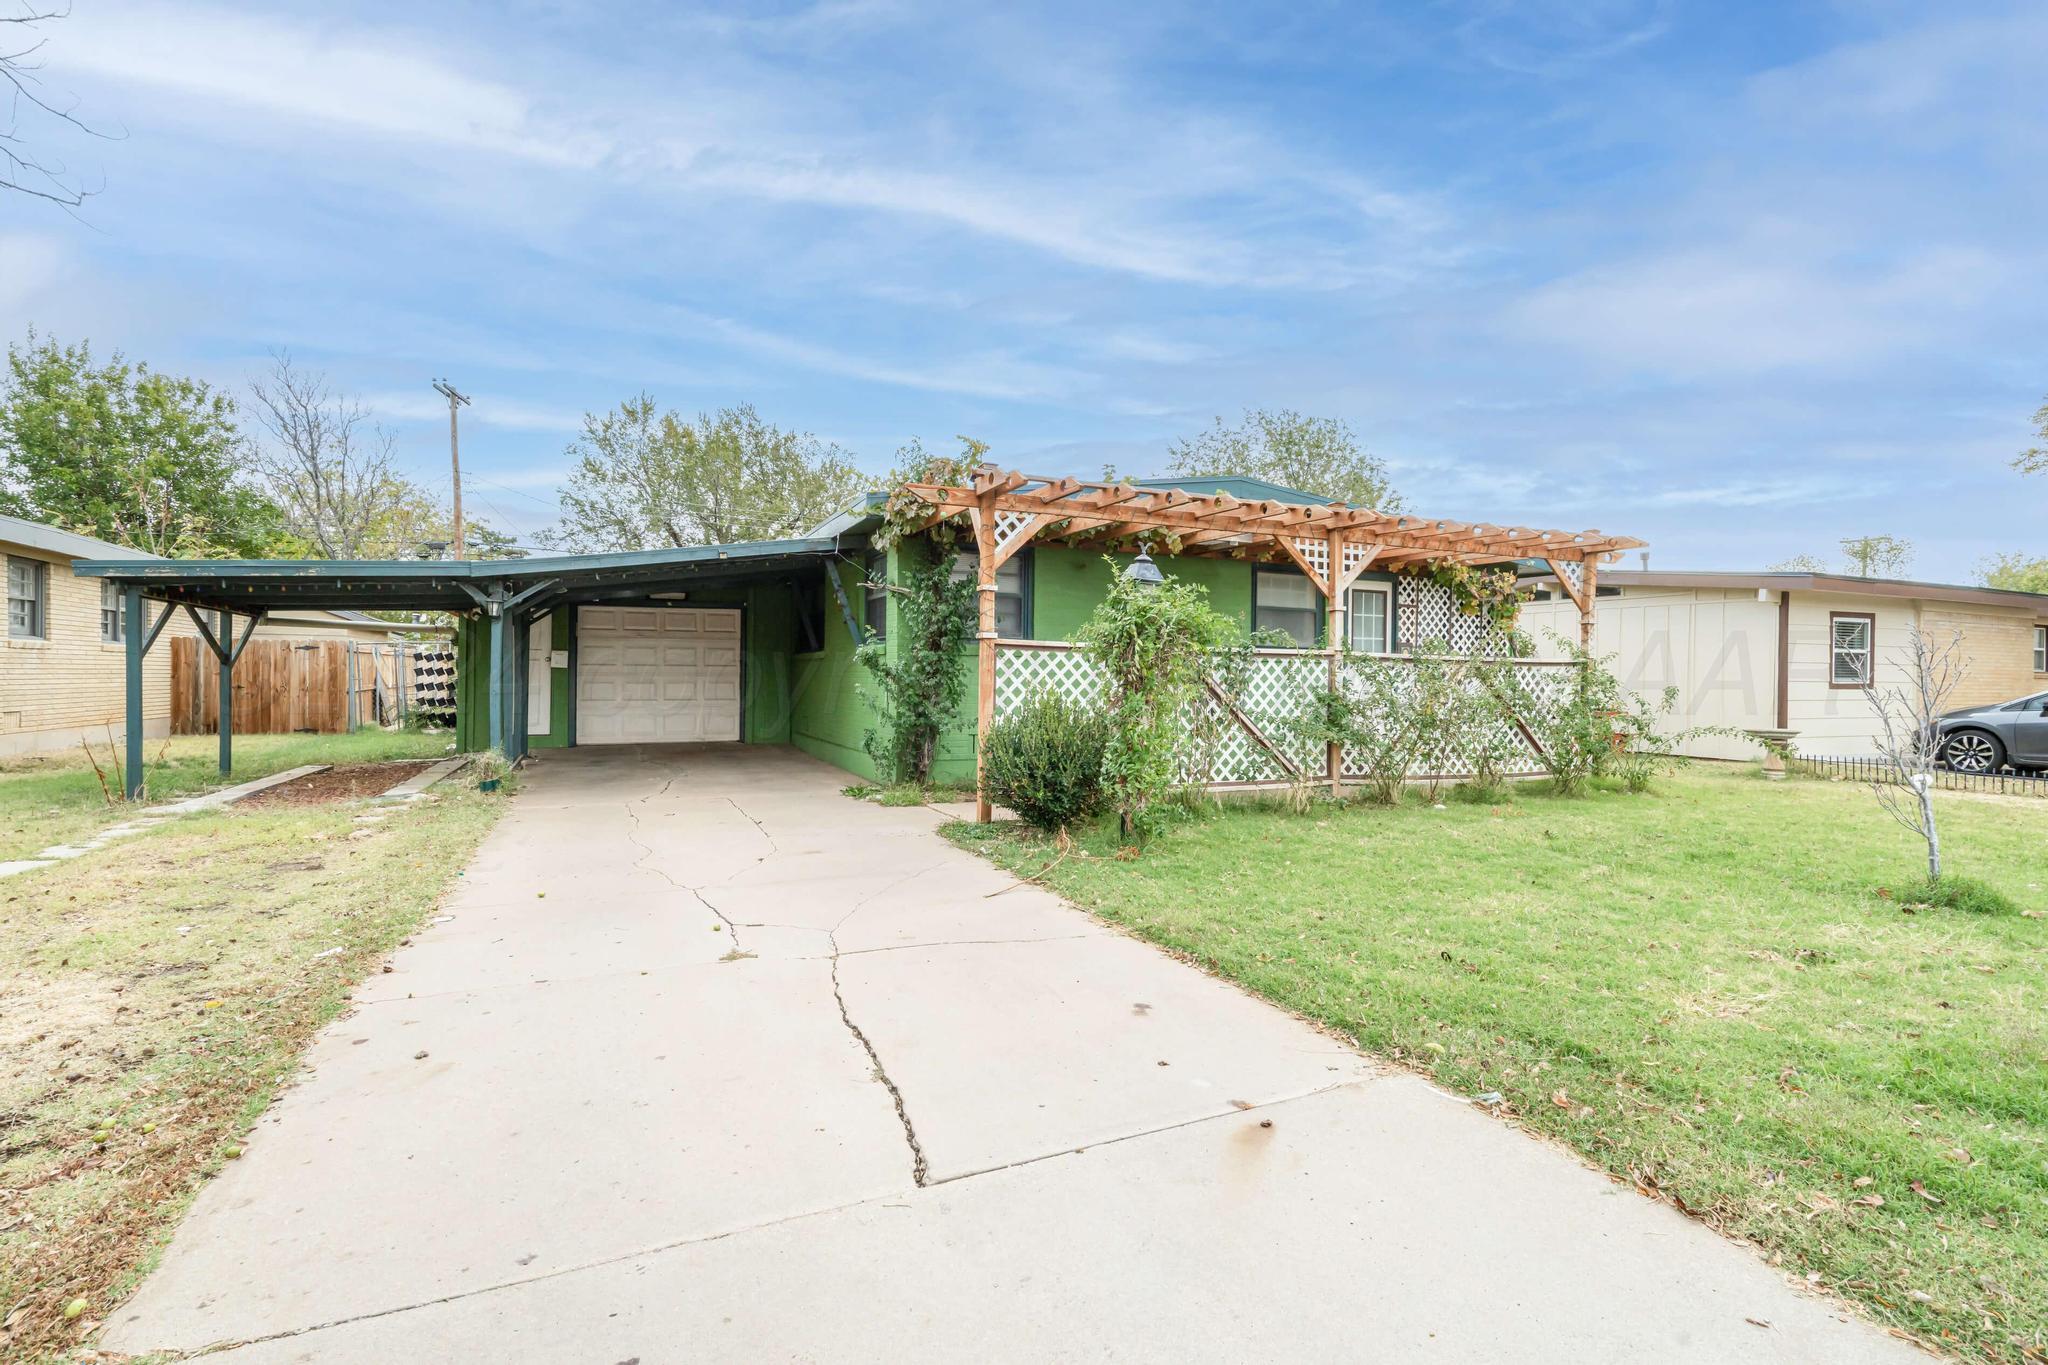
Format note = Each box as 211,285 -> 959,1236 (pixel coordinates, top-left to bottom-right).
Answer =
0,748 -> 504,1361
0,730 -> 456,862
947,766 -> 2048,1363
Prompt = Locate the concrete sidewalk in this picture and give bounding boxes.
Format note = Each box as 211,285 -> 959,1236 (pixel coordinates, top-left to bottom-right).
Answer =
104,745 -> 1922,1363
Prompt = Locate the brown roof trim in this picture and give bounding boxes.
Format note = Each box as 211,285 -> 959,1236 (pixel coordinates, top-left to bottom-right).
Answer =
1531,568 -> 2048,617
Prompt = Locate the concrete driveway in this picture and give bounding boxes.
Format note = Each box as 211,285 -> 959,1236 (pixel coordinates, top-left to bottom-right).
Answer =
107,746 -> 1920,1363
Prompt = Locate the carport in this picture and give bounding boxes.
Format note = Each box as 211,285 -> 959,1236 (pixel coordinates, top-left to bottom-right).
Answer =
75,539 -> 862,798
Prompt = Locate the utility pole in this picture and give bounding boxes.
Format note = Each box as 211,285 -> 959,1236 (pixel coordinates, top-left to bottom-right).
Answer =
432,379 -> 471,560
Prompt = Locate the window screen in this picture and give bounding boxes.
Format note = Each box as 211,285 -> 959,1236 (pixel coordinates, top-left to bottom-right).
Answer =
1254,567 -> 1321,647
948,549 -> 1030,639
7,557 -> 45,639
1831,614 -> 1873,687
863,552 -> 888,642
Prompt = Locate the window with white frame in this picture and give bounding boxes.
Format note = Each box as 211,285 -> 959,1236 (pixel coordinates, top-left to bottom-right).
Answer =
947,548 -> 1031,638
863,550 -> 888,642
2035,624 -> 2046,674
101,580 -> 127,642
1830,613 -> 1874,687
7,556 -> 46,639
1253,566 -> 1321,646
1346,583 -> 1392,654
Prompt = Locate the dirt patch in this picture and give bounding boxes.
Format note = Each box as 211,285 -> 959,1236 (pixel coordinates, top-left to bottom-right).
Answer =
236,761 -> 436,808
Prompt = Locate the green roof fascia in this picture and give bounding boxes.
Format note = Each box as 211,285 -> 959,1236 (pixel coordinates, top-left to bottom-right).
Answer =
74,536 -> 847,586
1131,475 -> 1335,505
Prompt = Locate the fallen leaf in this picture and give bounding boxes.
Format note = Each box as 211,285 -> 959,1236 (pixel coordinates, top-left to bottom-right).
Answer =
1910,1181 -> 1941,1204
1551,1089 -> 1571,1108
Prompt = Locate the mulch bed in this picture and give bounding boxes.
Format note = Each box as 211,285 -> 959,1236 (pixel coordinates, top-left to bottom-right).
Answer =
234,761 -> 437,808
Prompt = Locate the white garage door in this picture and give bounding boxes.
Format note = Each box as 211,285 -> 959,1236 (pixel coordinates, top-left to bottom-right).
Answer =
576,606 -> 742,744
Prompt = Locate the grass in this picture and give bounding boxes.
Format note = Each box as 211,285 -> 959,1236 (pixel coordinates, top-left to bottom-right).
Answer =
0,749 -> 506,1361
0,730 -> 456,862
947,765 -> 2048,1363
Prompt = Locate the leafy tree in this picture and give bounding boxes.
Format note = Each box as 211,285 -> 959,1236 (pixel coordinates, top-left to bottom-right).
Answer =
1977,552 -> 2048,595
1161,408 -> 1401,510
1840,535 -> 1913,579
0,332 -> 294,556
1771,538 -> 1914,578
548,397 -> 867,551
2018,395 -> 2046,477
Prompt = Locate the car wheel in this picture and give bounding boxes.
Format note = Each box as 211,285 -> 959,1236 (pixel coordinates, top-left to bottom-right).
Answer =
1940,730 -> 2003,774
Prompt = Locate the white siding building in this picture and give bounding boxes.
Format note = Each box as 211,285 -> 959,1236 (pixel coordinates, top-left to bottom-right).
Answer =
1520,570 -> 2048,760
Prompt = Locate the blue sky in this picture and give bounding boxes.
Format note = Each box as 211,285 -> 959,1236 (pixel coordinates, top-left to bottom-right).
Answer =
4,0 -> 2043,578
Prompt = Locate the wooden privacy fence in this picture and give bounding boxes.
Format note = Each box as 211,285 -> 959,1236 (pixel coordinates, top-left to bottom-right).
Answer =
992,640 -> 1580,790
171,638 -> 444,735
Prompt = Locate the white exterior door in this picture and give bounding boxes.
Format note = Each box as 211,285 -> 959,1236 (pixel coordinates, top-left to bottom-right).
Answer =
576,606 -> 742,744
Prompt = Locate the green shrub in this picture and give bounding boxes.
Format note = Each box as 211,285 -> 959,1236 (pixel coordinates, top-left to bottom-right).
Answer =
979,692 -> 1110,833
1897,874 -> 2019,916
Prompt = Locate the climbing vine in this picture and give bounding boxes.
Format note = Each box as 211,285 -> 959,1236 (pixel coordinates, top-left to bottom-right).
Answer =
858,437 -> 987,785
1403,561 -> 1528,630
1075,562 -> 1237,846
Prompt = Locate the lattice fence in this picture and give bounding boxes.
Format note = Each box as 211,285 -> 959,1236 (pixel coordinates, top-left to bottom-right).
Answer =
1398,577 -> 1515,656
993,642 -> 1579,789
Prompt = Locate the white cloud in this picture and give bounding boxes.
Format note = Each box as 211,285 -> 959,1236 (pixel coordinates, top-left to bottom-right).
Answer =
1506,238 -> 1999,375
59,3 -> 607,166
362,391 -> 585,434
50,1 -> 1454,293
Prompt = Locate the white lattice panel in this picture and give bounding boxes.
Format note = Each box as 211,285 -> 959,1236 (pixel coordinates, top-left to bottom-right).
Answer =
1398,578 -> 1516,656
994,644 -> 1579,791
1339,542 -> 1373,579
993,645 -> 1106,719
1554,559 -> 1585,597
1334,657 -> 1577,778
993,511 -> 1036,559
1292,537 -> 1329,583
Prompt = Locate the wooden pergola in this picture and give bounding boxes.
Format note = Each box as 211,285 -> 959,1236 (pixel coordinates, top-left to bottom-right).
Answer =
901,468 -> 1645,820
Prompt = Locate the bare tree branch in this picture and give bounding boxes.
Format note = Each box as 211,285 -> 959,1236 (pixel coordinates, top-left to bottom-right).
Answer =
1867,627 -> 1966,882
0,2 -> 119,207
246,351 -> 409,559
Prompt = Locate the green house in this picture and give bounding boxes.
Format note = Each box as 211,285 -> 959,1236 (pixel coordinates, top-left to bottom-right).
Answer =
76,469 -> 1631,806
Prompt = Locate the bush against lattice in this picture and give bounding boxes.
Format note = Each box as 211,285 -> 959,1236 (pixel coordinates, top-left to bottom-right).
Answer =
1492,634 -> 1677,795
980,691 -> 1110,832
1075,564 -> 1237,844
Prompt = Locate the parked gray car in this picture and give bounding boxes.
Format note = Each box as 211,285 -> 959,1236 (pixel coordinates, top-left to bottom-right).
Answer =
1936,690 -> 2048,773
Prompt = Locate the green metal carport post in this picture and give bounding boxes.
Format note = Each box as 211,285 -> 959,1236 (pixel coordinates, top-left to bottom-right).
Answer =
123,584 -> 146,800
120,586 -> 176,800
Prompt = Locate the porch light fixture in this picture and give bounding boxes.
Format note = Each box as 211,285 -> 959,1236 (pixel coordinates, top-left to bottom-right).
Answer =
1124,549 -> 1165,588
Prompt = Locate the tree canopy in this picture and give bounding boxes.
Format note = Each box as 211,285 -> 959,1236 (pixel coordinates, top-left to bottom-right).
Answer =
2018,396 -> 2046,477
0,333 -> 295,556
1160,408 -> 1402,510
1771,537 -> 1914,579
547,397 -> 868,552
1978,552 -> 2048,596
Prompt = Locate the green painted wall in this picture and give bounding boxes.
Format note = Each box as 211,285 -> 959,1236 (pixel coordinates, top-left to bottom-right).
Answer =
454,614 -> 489,753
527,611 -> 573,749
791,557 -> 881,779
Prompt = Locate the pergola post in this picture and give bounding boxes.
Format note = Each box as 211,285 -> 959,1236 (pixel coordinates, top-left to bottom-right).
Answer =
1580,555 -> 1600,649
973,492 -> 998,823
123,584 -> 146,801
1324,529 -> 1344,797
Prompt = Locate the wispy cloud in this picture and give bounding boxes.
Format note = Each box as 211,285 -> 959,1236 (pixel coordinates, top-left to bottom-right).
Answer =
362,391 -> 586,435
